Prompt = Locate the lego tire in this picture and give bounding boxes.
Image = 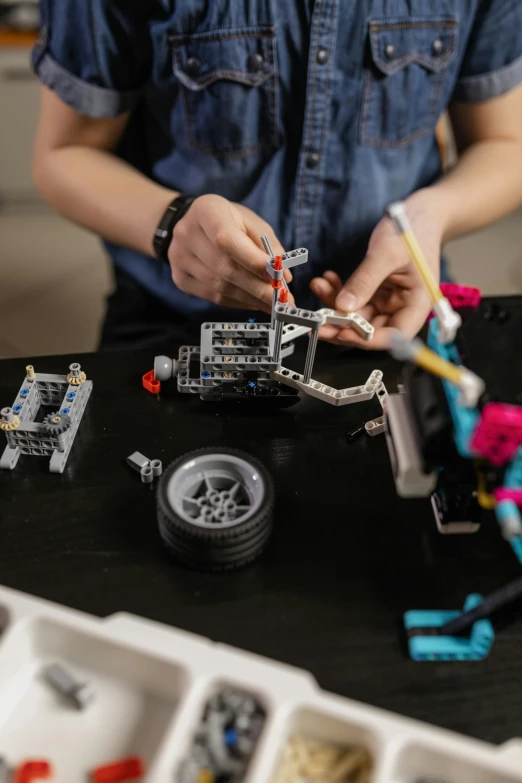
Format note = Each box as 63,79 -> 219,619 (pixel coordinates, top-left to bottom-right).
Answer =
157,447 -> 274,571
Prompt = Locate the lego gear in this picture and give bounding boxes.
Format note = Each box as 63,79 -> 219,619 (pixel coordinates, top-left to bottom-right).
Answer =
157,447 -> 274,572
42,412 -> 71,435
67,370 -> 86,385
0,408 -> 20,431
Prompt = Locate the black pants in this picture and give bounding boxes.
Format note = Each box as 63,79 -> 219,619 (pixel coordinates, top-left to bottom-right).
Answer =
99,267 -> 259,351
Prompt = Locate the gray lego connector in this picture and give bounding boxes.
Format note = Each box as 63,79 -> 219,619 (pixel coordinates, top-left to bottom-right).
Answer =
44,663 -> 95,710
150,459 -> 163,477
127,452 -> 162,481
0,757 -> 9,783
141,464 -> 154,483
127,451 -> 151,472
154,355 -> 178,382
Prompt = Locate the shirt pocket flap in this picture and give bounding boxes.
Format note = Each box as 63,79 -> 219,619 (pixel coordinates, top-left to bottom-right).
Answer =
170,26 -> 276,91
369,16 -> 458,76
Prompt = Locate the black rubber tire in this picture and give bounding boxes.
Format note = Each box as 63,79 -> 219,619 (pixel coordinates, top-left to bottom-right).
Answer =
157,447 -> 274,572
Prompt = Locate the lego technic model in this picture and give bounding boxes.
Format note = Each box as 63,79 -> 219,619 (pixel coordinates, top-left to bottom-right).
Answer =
382,202 -> 522,661
0,362 -> 92,474
144,235 -> 388,432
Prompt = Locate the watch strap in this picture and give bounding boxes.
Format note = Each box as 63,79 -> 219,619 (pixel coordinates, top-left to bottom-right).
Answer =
153,195 -> 195,261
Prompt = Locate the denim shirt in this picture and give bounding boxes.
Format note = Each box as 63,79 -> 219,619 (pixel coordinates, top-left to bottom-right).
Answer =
32,0 -> 522,314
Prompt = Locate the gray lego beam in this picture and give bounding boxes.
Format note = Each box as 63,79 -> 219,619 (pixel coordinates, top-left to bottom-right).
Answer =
271,368 -> 383,407
0,445 -> 20,470
47,380 -> 92,473
274,304 -> 325,328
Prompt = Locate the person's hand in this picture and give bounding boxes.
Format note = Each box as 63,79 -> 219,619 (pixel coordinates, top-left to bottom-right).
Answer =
168,194 -> 292,312
310,189 -> 445,349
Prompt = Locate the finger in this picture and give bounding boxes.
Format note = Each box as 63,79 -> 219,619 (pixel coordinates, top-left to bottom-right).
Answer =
189,228 -> 277,308
388,296 -> 431,338
199,200 -> 270,281
318,324 -> 341,341
323,270 -> 343,290
336,252 -> 391,313
310,277 -> 336,307
173,253 -> 273,313
310,270 -> 343,308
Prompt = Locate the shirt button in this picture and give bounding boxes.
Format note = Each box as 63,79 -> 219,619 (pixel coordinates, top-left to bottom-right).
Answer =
305,153 -> 320,169
186,57 -> 202,76
248,52 -> 264,71
316,49 -> 329,65
385,44 -> 396,58
432,39 -> 444,55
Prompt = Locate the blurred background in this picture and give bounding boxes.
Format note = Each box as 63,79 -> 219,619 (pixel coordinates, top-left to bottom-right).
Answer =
0,2 -> 521,359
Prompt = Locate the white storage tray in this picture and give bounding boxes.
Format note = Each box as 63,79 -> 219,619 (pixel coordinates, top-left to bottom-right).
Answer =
0,584 -> 521,782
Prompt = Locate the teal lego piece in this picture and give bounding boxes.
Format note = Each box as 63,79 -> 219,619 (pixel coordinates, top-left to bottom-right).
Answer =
404,594 -> 495,662
427,320 -> 479,459
504,446 -> 522,489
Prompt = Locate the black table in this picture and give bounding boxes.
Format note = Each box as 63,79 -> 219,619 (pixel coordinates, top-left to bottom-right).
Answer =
1,297 -> 522,746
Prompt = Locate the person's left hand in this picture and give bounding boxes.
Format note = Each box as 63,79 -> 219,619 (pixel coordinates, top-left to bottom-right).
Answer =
310,188 -> 446,350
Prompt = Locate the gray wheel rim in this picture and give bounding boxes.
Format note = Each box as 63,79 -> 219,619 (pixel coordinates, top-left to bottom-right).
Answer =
166,453 -> 265,529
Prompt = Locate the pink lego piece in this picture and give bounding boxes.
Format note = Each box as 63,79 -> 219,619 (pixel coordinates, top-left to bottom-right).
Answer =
494,488 -> 522,505
426,283 -> 482,321
470,403 -> 522,467
440,283 -> 482,309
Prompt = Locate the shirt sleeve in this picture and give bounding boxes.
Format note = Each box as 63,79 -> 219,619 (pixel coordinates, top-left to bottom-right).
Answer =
453,0 -> 522,102
31,0 -> 152,117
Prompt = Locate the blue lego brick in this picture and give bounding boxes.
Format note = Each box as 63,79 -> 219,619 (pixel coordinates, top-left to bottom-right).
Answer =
427,320 -> 479,458
404,594 -> 494,662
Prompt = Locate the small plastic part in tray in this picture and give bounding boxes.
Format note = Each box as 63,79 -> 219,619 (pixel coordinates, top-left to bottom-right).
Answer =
0,584 -> 521,783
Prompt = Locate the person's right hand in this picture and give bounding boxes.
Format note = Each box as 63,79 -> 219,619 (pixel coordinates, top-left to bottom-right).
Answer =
168,194 -> 292,312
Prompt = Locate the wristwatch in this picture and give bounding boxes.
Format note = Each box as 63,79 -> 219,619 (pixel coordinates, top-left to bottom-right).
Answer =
153,194 -> 195,261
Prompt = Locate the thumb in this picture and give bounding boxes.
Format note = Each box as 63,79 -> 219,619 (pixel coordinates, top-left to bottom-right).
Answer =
335,253 -> 386,312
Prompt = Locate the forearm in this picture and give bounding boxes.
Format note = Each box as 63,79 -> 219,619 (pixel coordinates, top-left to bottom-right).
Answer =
34,145 -> 176,256
431,137 -> 522,241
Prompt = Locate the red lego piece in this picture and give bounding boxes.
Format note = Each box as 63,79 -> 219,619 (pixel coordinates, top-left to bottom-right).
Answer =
142,369 -> 161,394
273,255 -> 283,270
279,287 -> 289,304
92,757 -> 144,783
271,278 -> 283,290
13,760 -> 53,783
470,403 -> 522,467
426,283 -> 482,321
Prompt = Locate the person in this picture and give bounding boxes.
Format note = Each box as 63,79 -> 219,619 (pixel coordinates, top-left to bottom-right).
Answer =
31,1 -> 522,351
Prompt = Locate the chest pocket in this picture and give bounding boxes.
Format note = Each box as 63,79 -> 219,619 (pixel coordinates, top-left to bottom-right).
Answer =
360,16 -> 458,148
170,26 -> 279,160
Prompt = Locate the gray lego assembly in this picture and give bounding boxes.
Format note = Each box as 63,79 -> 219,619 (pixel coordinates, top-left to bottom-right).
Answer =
143,236 -> 386,420
0,363 -> 92,473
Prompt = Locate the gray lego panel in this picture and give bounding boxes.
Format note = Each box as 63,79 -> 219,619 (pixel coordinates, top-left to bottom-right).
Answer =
385,393 -> 437,498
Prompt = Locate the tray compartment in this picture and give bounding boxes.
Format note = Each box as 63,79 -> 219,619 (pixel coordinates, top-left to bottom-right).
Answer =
0,617 -> 188,782
267,705 -> 377,782
393,741 -> 522,783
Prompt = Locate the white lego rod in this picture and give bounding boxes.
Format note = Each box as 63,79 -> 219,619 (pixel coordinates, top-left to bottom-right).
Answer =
387,202 -> 461,344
